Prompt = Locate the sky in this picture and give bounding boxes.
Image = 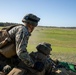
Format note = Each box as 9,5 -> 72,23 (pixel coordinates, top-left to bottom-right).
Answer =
0,0 -> 76,27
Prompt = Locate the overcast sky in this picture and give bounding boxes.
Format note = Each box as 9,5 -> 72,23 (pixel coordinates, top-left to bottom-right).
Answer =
0,0 -> 76,27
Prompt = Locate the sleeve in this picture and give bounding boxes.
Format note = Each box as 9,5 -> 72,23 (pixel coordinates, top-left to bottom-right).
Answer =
15,27 -> 34,67
45,58 -> 54,75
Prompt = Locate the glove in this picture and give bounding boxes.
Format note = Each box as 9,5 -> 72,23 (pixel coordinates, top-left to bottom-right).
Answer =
3,65 -> 12,74
34,61 -> 44,72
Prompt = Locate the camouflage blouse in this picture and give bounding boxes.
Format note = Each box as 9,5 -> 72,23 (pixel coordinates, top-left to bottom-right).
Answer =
8,25 -> 34,67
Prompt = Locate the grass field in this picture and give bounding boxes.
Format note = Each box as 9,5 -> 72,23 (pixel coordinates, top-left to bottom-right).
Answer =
0,26 -> 76,63
27,26 -> 76,63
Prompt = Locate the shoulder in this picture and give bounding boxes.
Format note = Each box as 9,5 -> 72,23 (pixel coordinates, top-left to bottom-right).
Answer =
8,25 -> 28,35
10,25 -> 28,32
15,25 -> 30,36
15,25 -> 27,30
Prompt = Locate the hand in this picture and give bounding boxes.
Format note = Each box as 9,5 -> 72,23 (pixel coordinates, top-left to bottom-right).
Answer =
33,61 -> 44,72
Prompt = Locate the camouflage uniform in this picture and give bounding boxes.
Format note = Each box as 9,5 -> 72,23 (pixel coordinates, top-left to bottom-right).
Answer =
8,13 -> 40,68
0,13 -> 40,74
29,51 -> 53,75
8,25 -> 34,67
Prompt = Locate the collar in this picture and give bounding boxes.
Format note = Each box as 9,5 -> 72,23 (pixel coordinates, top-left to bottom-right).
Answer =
24,25 -> 31,36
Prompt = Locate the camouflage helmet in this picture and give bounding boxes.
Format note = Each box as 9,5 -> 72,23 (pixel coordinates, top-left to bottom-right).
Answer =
22,13 -> 40,27
36,42 -> 52,55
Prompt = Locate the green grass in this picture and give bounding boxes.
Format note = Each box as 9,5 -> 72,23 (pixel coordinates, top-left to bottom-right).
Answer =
28,27 -> 76,50
27,27 -> 76,63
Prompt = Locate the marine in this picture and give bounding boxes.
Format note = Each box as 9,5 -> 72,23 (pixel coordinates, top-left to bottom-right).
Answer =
8,42 -> 53,75
0,13 -> 40,75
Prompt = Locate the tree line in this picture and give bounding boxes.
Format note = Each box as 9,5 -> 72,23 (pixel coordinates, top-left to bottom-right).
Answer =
0,22 -> 22,26
0,22 -> 76,29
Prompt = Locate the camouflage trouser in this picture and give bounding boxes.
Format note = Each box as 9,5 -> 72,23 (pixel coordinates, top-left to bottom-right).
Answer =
55,68 -> 76,75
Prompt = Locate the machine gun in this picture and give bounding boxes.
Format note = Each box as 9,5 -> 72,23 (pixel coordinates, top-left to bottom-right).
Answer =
51,60 -> 57,69
48,58 -> 59,71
